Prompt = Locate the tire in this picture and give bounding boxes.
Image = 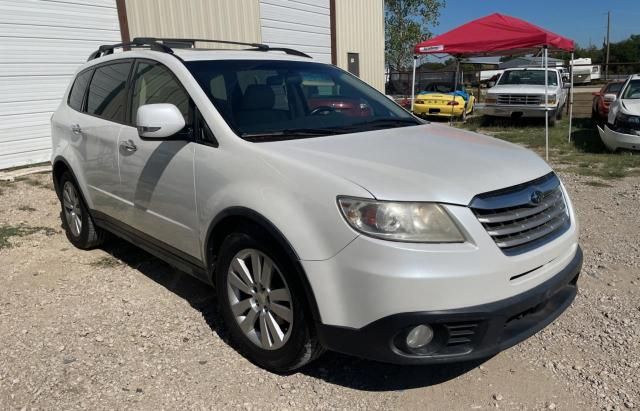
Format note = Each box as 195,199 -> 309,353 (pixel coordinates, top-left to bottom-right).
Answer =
556,106 -> 563,120
549,114 -> 557,127
215,229 -> 324,373
58,171 -> 105,249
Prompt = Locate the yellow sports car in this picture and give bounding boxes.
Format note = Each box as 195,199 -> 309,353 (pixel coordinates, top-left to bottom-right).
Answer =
412,83 -> 475,119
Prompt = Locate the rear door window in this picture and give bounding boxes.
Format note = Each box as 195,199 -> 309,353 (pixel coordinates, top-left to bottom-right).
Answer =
68,70 -> 93,112
86,61 -> 132,123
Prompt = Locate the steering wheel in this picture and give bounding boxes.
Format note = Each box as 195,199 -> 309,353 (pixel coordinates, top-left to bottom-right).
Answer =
310,106 -> 337,116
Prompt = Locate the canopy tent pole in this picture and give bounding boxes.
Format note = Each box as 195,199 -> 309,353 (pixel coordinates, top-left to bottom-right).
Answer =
544,45 -> 549,161
568,52 -> 574,142
450,57 -> 460,124
410,55 -> 417,112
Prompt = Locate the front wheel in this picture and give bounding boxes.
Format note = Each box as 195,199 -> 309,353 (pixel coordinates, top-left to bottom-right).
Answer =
215,229 -> 323,372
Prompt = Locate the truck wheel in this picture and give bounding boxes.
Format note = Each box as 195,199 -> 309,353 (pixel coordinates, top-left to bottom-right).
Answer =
556,107 -> 563,120
58,171 -> 105,249
215,229 -> 324,373
549,115 -> 557,127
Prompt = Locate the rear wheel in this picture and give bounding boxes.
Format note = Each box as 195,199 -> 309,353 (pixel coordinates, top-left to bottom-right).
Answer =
215,229 -> 323,372
58,172 -> 105,249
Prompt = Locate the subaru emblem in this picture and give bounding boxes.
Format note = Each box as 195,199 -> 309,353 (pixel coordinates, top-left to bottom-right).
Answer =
530,190 -> 543,205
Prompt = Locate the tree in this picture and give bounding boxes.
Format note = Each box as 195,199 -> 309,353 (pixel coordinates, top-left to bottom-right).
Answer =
385,0 -> 446,71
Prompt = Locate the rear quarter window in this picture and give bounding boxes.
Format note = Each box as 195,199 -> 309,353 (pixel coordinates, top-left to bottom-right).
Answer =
67,70 -> 93,112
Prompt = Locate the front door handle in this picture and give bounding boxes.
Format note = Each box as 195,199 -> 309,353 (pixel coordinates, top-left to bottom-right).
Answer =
120,139 -> 137,152
71,124 -> 82,134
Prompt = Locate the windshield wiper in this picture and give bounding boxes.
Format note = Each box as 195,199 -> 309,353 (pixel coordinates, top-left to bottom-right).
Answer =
334,117 -> 422,132
240,128 -> 343,142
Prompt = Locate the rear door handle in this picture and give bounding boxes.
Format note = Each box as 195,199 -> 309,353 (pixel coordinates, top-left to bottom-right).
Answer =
71,124 -> 82,134
120,139 -> 137,152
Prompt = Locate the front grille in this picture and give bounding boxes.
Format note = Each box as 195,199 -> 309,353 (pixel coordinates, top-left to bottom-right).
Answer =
470,173 -> 570,255
496,94 -> 542,105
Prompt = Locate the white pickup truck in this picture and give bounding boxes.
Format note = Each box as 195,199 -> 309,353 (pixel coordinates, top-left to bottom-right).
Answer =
482,68 -> 569,126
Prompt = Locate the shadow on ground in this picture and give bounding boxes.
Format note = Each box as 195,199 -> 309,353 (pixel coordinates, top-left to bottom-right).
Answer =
99,237 -> 486,391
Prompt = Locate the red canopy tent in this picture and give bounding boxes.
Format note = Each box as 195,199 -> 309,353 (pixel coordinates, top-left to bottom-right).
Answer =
411,13 -> 575,160
414,13 -> 574,56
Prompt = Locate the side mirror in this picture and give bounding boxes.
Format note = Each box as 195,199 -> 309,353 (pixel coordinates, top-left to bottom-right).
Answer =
563,83 -> 571,89
603,93 -> 617,103
136,104 -> 185,139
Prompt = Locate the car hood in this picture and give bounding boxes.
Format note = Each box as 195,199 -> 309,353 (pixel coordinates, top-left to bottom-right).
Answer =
621,99 -> 640,114
489,84 -> 558,94
258,123 -> 551,205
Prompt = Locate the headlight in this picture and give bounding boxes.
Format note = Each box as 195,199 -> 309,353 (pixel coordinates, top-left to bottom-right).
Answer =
615,112 -> 640,127
543,95 -> 556,105
485,96 -> 497,104
337,197 -> 465,243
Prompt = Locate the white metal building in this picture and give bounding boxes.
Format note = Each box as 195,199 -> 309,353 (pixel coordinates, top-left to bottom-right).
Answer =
0,0 -> 384,170
0,0 -> 121,169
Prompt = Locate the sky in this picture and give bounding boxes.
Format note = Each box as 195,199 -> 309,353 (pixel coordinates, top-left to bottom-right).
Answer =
435,0 -> 639,48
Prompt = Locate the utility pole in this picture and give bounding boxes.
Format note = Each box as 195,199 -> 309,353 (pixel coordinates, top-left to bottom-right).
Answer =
605,11 -> 611,81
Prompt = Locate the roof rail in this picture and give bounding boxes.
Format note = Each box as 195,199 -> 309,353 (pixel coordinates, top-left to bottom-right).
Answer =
87,38 -> 173,61
88,37 -> 313,62
136,37 -> 312,59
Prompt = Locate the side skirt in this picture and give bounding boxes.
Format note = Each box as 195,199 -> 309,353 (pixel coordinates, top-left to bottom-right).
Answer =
91,210 -> 210,284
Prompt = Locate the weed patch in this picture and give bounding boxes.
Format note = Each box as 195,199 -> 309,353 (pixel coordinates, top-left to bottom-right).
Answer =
0,224 -> 57,250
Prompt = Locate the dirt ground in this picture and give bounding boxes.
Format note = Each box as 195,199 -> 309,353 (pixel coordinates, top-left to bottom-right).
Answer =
0,170 -> 638,410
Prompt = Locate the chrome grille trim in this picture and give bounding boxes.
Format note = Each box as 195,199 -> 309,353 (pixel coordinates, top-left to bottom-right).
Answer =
470,173 -> 570,255
496,94 -> 542,105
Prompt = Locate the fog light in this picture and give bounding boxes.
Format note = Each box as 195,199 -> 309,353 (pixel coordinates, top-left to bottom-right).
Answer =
406,325 -> 434,349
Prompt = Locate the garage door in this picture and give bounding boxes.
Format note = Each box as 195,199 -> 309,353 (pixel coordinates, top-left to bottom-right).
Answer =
0,0 -> 121,169
259,0 -> 331,63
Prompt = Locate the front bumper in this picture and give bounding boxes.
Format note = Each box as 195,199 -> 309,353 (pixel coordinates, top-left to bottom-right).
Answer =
316,246 -> 582,365
480,104 -> 555,118
598,125 -> 640,151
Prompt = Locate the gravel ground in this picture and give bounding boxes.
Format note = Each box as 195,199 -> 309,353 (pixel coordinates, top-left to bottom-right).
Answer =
0,171 -> 638,410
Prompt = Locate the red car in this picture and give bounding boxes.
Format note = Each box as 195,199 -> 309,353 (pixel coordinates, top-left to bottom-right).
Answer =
592,81 -> 624,120
307,96 -> 373,117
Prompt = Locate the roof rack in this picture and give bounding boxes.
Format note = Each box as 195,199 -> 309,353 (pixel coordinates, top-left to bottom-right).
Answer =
87,37 -> 312,61
87,38 -> 173,61
142,37 -> 312,58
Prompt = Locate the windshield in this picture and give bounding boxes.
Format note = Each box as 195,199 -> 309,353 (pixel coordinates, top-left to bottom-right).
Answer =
419,83 -> 465,94
497,70 -> 559,87
605,82 -> 623,94
621,79 -> 640,99
185,60 -> 419,140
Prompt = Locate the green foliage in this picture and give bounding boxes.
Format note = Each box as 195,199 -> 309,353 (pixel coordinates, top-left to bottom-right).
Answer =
385,0 -> 446,70
556,34 -> 640,72
456,118 -> 640,180
0,224 -> 57,250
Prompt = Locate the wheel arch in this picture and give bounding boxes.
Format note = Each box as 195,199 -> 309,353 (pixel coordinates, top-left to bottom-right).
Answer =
52,156 -> 75,200
205,206 -> 322,323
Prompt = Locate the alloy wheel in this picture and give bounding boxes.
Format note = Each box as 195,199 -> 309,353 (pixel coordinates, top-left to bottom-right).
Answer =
62,181 -> 83,237
226,249 -> 293,350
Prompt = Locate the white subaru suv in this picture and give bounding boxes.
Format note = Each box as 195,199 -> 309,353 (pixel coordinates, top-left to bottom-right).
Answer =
51,38 -> 582,372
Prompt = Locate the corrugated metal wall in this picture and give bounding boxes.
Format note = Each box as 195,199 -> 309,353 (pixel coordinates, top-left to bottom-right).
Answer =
125,0 -> 261,45
0,0 -> 121,169
259,0 -> 331,63
334,0 -> 385,91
